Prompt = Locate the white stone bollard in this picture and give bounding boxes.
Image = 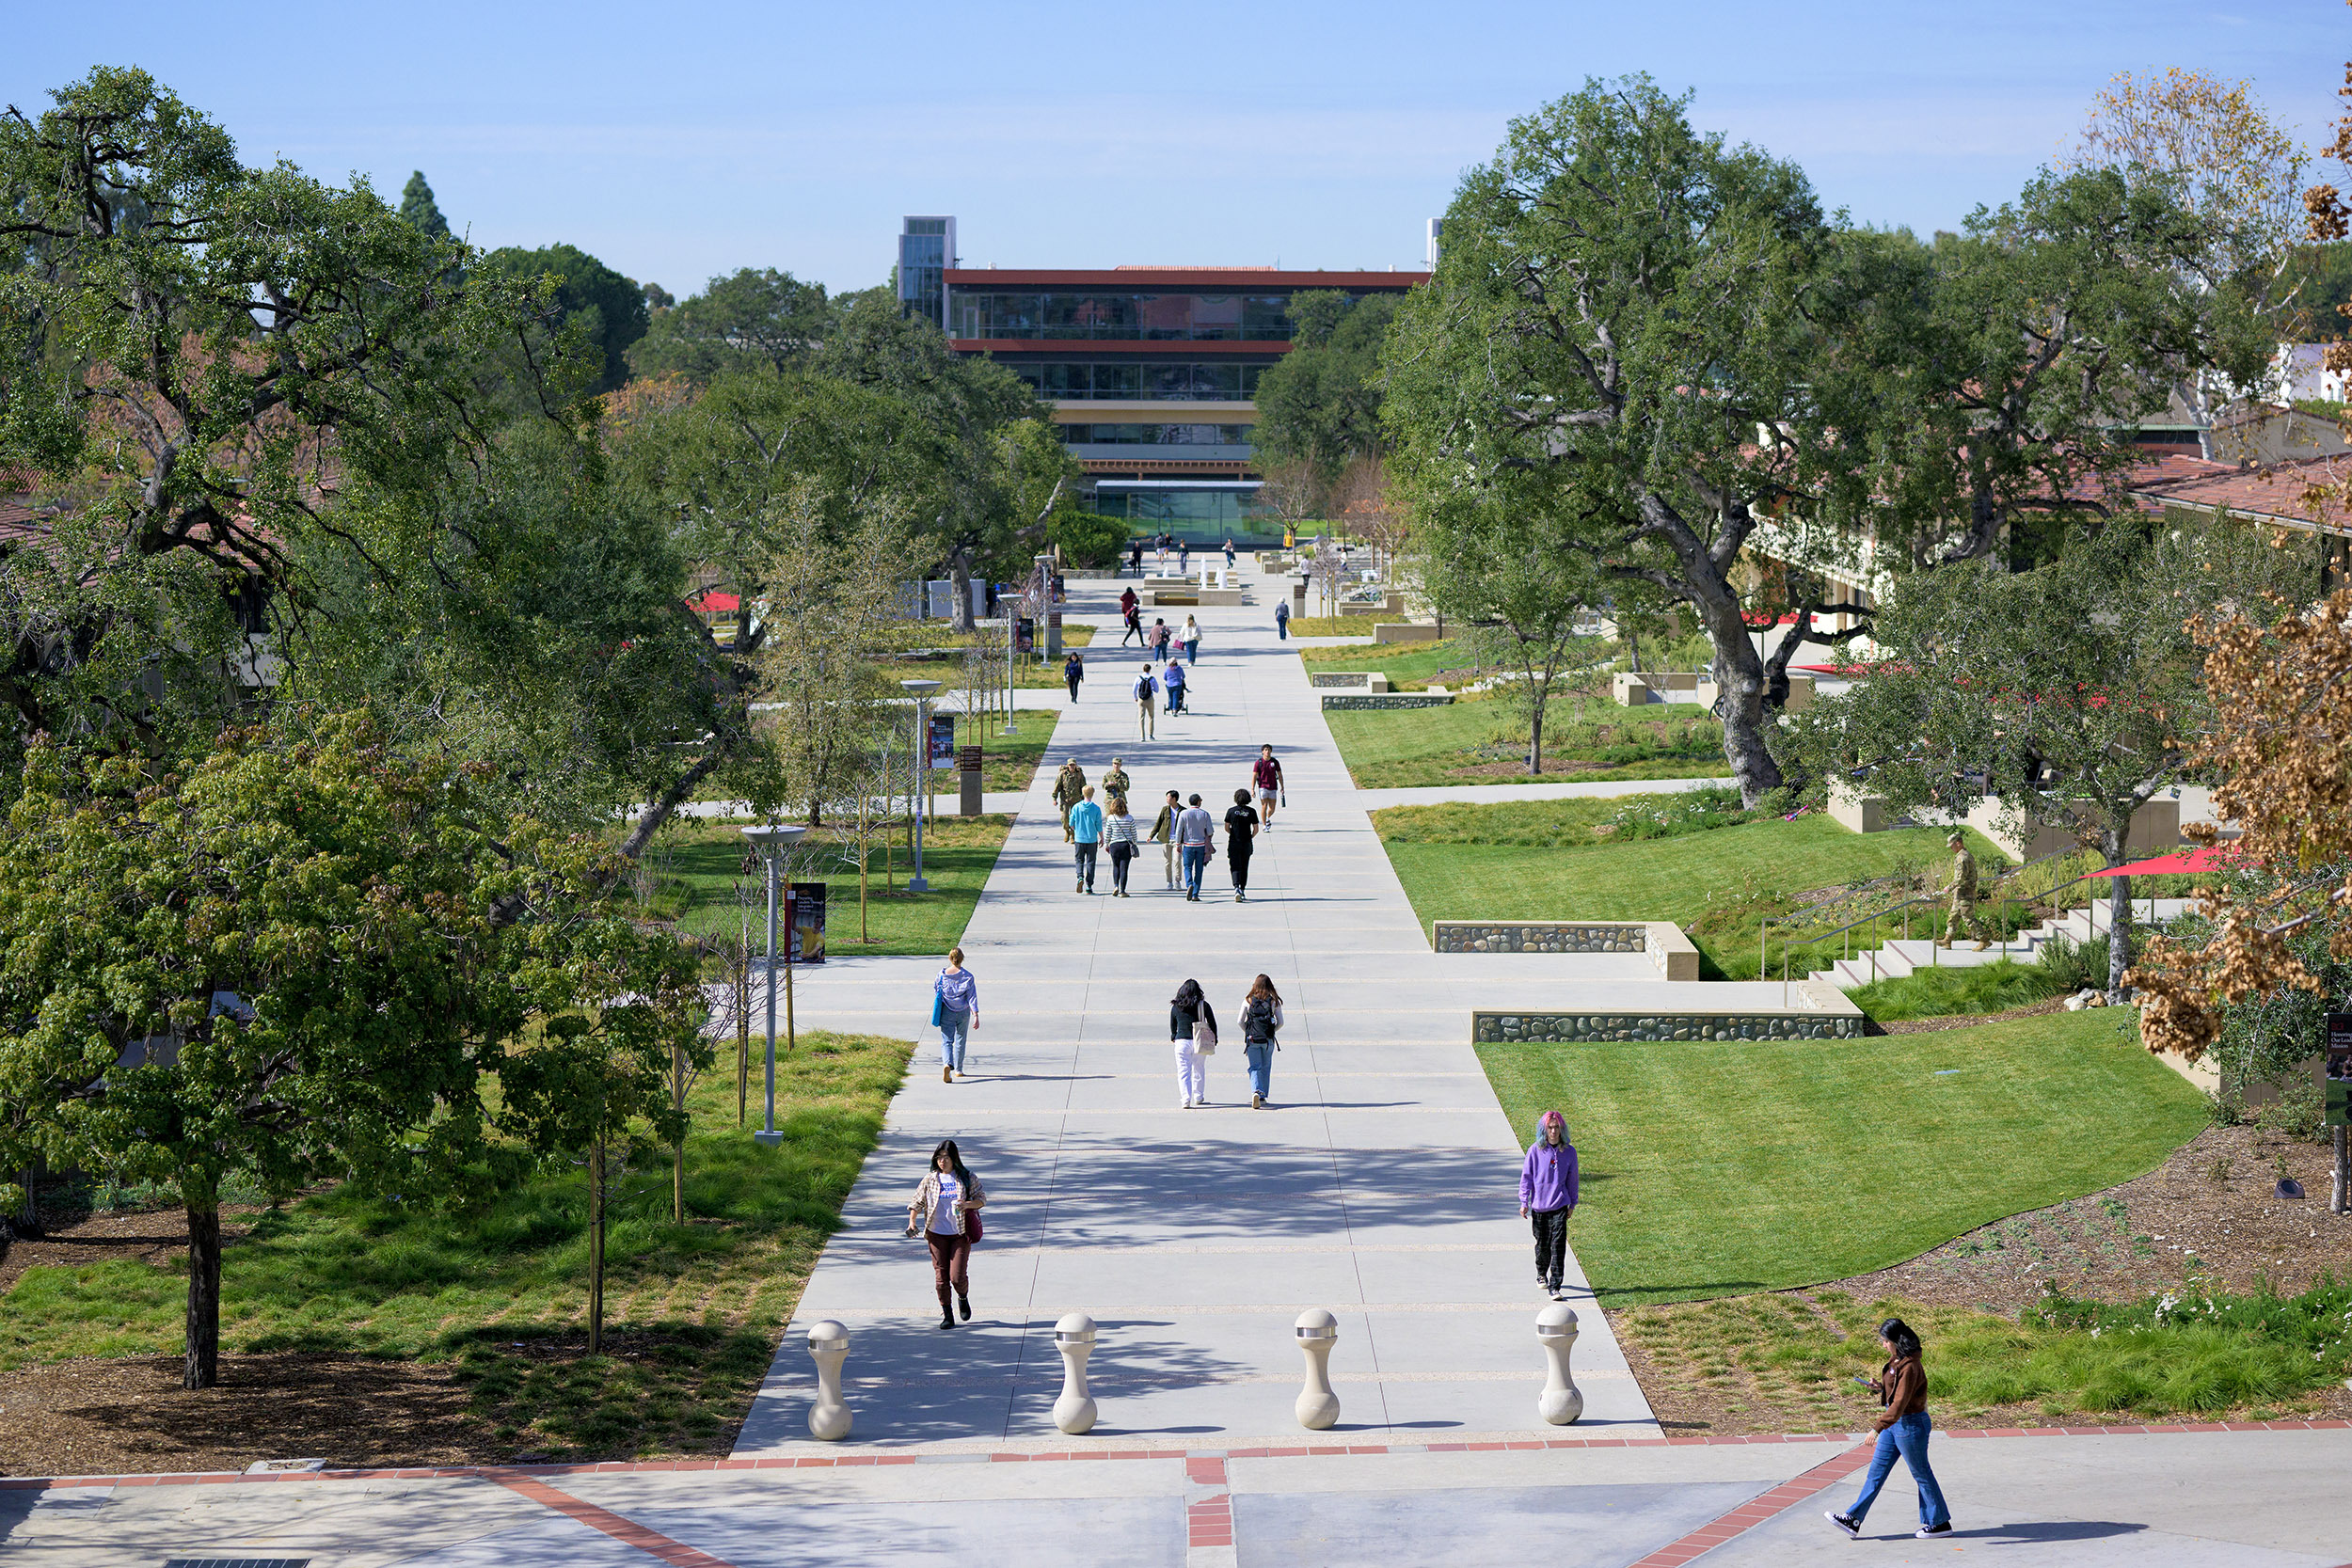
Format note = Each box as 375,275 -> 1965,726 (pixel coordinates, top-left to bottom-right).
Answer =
1294,1308 -> 1340,1430
805,1319 -> 852,1440
1053,1312 -> 1098,1434
1536,1303 -> 1584,1425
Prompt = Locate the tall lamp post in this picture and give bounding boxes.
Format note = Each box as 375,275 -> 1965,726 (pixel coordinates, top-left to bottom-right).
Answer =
741,822 -> 807,1148
902,678 -> 942,893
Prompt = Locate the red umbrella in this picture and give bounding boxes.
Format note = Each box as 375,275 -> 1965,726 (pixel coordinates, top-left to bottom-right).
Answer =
2086,844 -> 2237,878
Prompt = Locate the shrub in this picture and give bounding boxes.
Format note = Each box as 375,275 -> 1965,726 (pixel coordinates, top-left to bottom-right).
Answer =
2039,932 -> 2111,993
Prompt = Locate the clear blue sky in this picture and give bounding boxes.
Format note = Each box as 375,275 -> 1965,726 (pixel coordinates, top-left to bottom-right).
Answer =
9,2 -> 2347,297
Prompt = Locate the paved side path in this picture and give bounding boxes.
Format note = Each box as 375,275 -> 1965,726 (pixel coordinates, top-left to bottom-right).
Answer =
731,561 -> 1677,1453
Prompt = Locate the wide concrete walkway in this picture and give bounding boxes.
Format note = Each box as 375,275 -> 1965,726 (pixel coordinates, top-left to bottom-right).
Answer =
731,560 -> 1693,1454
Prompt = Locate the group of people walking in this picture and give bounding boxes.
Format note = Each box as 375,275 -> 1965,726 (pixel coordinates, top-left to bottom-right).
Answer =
1049,748 -> 1284,900
1169,974 -> 1285,1109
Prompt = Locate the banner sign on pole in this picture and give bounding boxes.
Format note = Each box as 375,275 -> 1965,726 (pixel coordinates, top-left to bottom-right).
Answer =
929,713 -> 957,770
789,881 -> 827,965
2327,1013 -> 2352,1127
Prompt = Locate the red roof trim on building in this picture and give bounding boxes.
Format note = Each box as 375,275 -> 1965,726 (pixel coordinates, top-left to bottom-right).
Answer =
944,269 -> 1427,290
2131,451 -> 2352,534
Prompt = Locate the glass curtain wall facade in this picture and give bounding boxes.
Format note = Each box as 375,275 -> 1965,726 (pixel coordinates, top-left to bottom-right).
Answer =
897,216 -> 955,332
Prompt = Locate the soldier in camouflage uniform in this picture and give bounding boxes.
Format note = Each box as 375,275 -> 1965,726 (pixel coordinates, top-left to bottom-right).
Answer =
1937,831 -> 1993,950
1053,759 -> 1089,843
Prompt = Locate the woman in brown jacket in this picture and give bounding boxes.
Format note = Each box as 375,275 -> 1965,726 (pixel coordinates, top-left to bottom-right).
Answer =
1827,1318 -> 1952,1539
906,1139 -> 987,1331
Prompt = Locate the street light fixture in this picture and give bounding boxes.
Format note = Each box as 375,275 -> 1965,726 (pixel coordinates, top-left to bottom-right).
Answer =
740,822 -> 807,1148
901,678 -> 943,893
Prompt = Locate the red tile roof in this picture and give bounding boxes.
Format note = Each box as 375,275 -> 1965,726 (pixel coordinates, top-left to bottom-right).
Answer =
2129,451 -> 2352,535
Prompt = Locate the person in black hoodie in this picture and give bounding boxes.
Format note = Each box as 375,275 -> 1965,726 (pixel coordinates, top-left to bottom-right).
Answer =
1171,977 -> 1216,1108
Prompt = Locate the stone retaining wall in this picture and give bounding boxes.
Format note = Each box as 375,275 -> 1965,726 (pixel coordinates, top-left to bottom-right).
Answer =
1310,672 -> 1373,689
1320,692 -> 1452,710
1435,922 -> 1644,955
1473,1009 -> 1867,1044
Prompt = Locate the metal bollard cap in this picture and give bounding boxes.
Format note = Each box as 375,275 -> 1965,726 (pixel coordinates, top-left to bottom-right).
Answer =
1055,1311 -> 1097,1344
1295,1307 -> 1338,1340
806,1319 -> 850,1352
1536,1303 -> 1579,1337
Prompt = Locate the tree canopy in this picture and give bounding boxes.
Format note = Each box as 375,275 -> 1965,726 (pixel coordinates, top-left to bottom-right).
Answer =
477,241 -> 652,393
1251,289 -> 1397,487
627,266 -> 831,382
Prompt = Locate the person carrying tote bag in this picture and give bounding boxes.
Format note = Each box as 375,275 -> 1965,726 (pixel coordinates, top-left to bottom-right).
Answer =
1170,977 -> 1217,1108
905,1138 -> 987,1330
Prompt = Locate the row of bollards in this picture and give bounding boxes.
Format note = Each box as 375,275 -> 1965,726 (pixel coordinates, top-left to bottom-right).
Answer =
796,1305 -> 1582,1440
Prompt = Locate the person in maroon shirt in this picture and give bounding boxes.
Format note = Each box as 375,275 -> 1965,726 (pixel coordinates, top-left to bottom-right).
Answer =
1251,744 -> 1285,830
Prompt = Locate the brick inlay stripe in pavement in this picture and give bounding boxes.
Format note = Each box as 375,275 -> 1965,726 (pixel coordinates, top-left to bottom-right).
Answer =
485,1469 -> 739,1567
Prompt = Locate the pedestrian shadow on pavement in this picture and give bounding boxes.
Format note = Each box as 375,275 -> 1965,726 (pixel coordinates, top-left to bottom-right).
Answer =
1936,1522 -> 2149,1544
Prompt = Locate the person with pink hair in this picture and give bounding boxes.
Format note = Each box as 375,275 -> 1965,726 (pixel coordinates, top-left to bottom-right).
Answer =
1518,1111 -> 1580,1301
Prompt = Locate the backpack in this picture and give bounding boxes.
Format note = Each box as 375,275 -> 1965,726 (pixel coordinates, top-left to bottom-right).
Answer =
1242,996 -> 1277,1043
1133,674 -> 1154,700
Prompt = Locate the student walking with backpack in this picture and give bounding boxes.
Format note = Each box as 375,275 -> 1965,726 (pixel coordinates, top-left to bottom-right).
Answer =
1148,618 -> 1170,661
1119,585 -> 1141,641
905,1138 -> 987,1330
1518,1111 -> 1578,1299
1176,793 -> 1216,901
1170,978 -> 1217,1108
1104,794 -> 1140,895
1150,789 -> 1182,890
931,947 -> 978,1085
1223,787 -> 1260,901
1827,1319 -> 1954,1540
1069,784 -> 1104,895
1132,665 -> 1158,740
1251,744 -> 1284,830
1238,974 -> 1282,1109
1062,650 -> 1085,704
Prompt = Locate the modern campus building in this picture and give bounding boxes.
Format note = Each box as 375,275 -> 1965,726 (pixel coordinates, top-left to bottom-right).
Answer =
897,216 -> 1427,531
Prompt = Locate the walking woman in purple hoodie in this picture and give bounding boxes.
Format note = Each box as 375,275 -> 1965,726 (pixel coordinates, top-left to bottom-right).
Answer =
1518,1111 -> 1579,1301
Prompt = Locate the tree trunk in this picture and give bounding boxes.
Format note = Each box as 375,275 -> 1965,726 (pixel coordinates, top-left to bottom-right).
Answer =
587,1144 -> 606,1355
1695,599 -> 1784,807
1526,680 -> 1546,776
950,548 -> 977,635
183,1176 -> 222,1390
2106,864 -> 2134,999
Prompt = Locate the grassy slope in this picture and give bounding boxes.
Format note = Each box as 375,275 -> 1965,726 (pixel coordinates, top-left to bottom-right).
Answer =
1296,639 -> 1469,690
1327,695 -> 1731,788
1378,812 -> 2001,975
0,1032 -> 914,1460
1479,1009 -> 2205,1307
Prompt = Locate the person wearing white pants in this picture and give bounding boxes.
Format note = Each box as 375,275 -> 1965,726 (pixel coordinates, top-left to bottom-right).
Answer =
1170,977 -> 1217,1108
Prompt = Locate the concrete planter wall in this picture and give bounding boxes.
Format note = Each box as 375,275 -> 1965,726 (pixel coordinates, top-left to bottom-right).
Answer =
1309,672 -> 1391,691
1320,692 -> 1451,710
1472,1007 -> 1865,1044
1374,622 -> 1444,644
1433,920 -> 1699,981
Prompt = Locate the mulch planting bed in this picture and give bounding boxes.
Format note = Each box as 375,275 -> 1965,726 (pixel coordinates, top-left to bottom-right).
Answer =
1609,1121 -> 2352,1436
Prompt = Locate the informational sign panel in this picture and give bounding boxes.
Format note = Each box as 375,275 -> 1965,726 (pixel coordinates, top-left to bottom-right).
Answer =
788,882 -> 827,965
1015,615 -> 1035,653
2327,1013 -> 2352,1127
929,713 -> 957,770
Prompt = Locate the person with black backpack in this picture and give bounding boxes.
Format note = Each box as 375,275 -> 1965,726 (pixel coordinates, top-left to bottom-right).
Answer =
1132,663 -> 1158,740
1238,974 -> 1283,1110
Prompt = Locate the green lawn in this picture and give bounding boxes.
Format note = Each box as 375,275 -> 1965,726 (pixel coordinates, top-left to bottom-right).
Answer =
647,812 -> 1014,955
1479,1009 -> 2205,1307
0,1032 -> 914,1462
1376,808 -> 2005,975
1297,638 -> 1473,691
1328,694 -> 1731,788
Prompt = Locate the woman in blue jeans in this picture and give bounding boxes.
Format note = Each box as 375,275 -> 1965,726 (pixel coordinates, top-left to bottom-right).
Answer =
1828,1318 -> 1953,1540
1238,974 -> 1283,1109
932,947 -> 977,1085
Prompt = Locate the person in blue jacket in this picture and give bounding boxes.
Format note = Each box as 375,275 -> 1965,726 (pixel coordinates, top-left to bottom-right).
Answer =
1162,656 -> 1187,715
1518,1111 -> 1580,1300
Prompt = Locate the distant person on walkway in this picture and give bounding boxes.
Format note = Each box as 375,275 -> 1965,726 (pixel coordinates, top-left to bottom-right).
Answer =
1171,977 -> 1217,1108
1239,974 -> 1283,1109
1053,759 -> 1089,843
1119,586 -> 1141,644
1150,789 -> 1182,890
1518,1112 -> 1579,1300
1224,788 -> 1260,901
1148,617 -> 1171,661
1104,793 -> 1140,896
1274,598 -> 1290,640
1178,540 -> 1191,575
1177,792 -> 1216,900
1128,539 -> 1144,578
932,947 -> 978,1085
1162,657 -> 1187,716
1063,650 -> 1085,704
906,1138 -> 987,1331
1132,664 -> 1159,740
1155,536 -> 1168,571
1070,784 -> 1104,894
1102,757 -> 1131,803
1182,613 -> 1202,663
1252,744 -> 1285,830
1937,832 -> 1992,951
1223,535 -> 1237,569
1828,1319 -> 1953,1540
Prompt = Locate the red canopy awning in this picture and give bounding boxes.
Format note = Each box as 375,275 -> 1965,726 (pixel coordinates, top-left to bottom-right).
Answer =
2087,844 -> 2237,879
691,590 -> 740,613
